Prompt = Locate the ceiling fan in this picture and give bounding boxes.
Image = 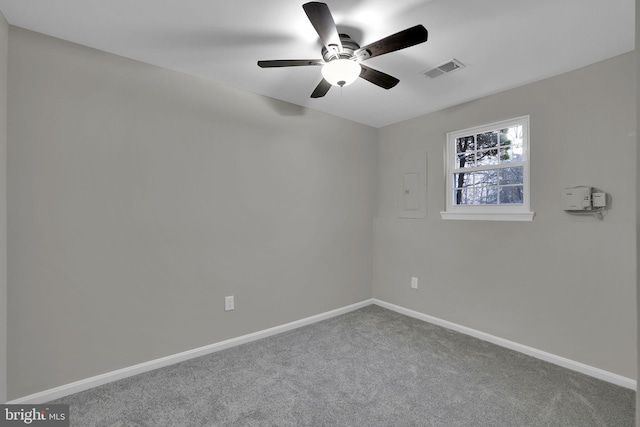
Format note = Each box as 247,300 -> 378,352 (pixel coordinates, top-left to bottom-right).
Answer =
257,2 -> 428,98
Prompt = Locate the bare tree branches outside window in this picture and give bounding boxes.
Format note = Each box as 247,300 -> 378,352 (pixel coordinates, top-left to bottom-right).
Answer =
454,126 -> 524,206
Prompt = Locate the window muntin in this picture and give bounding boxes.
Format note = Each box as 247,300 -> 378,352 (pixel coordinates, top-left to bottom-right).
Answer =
442,116 -> 532,221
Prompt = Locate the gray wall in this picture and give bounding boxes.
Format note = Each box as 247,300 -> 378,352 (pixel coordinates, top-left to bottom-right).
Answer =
0,10 -> 7,404
6,28 -> 378,400
636,1 -> 639,424
374,52 -> 637,379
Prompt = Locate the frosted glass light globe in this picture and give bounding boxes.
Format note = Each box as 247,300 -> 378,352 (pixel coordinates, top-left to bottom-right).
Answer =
321,59 -> 361,87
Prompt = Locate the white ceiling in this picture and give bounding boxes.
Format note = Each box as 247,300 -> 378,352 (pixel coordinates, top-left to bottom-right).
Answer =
0,0 -> 635,128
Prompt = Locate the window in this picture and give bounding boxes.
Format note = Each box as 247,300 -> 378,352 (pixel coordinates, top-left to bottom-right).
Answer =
441,116 -> 533,221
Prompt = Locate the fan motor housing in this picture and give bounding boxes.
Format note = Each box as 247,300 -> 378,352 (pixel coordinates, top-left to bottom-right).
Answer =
322,34 -> 362,62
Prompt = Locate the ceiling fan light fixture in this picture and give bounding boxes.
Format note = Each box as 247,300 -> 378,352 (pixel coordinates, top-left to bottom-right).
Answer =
321,59 -> 361,87
258,2 -> 428,98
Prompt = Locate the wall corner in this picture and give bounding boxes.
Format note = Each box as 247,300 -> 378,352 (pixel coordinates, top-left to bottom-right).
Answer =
0,8 -> 8,404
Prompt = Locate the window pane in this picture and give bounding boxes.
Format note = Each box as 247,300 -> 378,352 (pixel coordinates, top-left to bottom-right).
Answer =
476,131 -> 498,150
499,167 -> 524,185
499,145 -> 523,163
454,187 -> 475,205
456,153 -> 475,168
456,136 -> 475,153
474,169 -> 498,186
477,149 -> 499,166
453,172 -> 473,189
476,186 -> 498,204
499,186 -> 524,204
500,125 -> 523,147
454,183 -> 500,205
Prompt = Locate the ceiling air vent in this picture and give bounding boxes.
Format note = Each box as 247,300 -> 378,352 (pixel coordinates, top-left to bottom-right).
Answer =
423,59 -> 465,78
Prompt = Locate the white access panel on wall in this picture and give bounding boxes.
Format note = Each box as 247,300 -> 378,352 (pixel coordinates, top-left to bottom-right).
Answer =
398,153 -> 427,219
403,173 -> 420,211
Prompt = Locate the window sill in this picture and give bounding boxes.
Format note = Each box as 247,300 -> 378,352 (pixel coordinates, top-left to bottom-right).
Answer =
440,211 -> 535,221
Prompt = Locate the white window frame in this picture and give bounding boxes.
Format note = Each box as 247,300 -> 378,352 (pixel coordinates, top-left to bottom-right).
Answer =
440,115 -> 534,221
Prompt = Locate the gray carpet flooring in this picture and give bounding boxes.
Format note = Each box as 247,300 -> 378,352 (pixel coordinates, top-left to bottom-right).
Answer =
51,305 -> 635,426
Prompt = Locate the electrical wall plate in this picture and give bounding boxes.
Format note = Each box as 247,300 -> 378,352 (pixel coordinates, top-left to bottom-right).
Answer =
225,296 -> 234,311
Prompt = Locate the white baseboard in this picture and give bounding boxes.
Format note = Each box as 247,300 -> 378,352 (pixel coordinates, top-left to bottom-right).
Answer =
9,297 -> 634,403
372,299 -> 636,390
8,299 -> 374,404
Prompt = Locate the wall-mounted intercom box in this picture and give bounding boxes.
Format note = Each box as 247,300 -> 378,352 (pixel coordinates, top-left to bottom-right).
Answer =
561,186 -> 592,211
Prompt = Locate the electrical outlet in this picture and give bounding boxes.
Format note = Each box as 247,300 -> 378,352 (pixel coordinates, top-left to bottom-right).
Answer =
411,277 -> 418,289
225,296 -> 234,311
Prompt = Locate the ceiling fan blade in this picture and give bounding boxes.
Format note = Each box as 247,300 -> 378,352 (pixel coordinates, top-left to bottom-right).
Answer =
303,2 -> 343,54
310,78 -> 332,98
359,65 -> 399,89
355,25 -> 428,60
258,59 -> 324,68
